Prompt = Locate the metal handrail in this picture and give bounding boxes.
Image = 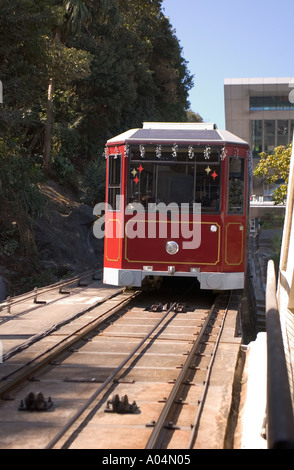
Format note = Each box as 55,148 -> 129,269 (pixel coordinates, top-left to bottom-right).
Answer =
0,269 -> 100,313
266,259 -> 294,448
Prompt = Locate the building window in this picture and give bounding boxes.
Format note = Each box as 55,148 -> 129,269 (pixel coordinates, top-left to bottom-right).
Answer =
291,120 -> 294,139
251,119 -> 293,158
277,120 -> 289,146
250,96 -> 294,111
252,120 -> 262,157
264,120 -> 275,154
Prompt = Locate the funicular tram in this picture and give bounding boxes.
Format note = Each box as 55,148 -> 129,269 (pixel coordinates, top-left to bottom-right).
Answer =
101,122 -> 250,290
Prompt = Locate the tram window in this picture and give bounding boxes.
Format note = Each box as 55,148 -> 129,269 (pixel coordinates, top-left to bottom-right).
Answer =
228,157 -> 245,214
157,165 -> 194,205
195,164 -> 220,212
128,160 -> 220,213
108,155 -> 121,210
109,154 -> 121,185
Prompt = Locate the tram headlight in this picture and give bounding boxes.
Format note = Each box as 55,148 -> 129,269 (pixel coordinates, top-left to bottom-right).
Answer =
166,241 -> 179,255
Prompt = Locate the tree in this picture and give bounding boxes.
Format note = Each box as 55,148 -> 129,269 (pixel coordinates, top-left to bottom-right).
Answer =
43,0 -> 120,168
0,0 -> 196,171
186,109 -> 203,123
117,0 -> 193,122
67,0 -> 194,164
43,0 -> 90,168
0,0 -> 51,141
254,143 -> 292,204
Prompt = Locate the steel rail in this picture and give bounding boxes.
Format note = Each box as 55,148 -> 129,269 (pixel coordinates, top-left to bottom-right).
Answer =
188,292 -> 231,448
266,259 -> 294,449
45,302 -> 178,449
145,294 -> 227,449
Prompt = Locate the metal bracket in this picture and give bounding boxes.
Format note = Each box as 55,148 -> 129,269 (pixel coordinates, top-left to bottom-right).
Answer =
174,303 -> 187,313
33,288 -> 47,305
104,394 -> 139,414
150,302 -> 187,313
165,421 -> 180,430
19,392 -> 53,412
150,303 -> 164,312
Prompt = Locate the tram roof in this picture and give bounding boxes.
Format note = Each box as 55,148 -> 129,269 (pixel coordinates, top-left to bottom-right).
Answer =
106,122 -> 249,146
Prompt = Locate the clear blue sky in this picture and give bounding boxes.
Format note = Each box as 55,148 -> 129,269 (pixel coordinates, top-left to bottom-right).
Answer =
162,0 -> 294,129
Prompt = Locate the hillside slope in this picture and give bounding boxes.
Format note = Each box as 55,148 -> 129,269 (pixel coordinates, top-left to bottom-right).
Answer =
0,181 -> 104,296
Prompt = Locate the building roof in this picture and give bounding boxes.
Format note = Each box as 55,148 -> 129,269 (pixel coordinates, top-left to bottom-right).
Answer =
224,77 -> 294,86
106,122 -> 249,146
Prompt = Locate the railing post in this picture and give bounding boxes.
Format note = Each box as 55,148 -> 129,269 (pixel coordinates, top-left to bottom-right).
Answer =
7,296 -> 11,314
266,259 -> 294,448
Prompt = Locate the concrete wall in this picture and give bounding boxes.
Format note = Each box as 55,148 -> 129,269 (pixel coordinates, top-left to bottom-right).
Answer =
277,136 -> 294,401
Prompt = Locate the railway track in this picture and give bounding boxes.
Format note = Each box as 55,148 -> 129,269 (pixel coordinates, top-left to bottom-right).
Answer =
0,272 -> 139,395
0,278 -> 242,449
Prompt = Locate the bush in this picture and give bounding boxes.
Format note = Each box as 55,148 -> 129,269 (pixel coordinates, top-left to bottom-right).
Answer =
81,158 -> 106,205
0,138 -> 45,255
259,212 -> 284,229
52,154 -> 76,185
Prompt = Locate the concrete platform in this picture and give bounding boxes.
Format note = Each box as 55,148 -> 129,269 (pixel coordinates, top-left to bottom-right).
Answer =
239,333 -> 267,449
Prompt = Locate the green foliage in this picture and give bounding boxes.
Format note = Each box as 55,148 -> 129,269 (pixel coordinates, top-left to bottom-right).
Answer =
1,0 -> 195,167
0,3 -> 195,234
0,0 -> 52,133
186,109 -> 203,122
52,154 -> 76,185
0,138 -> 45,258
17,268 -> 65,293
0,139 -> 45,219
254,144 -> 292,204
116,0 -> 193,123
272,234 -> 283,272
259,212 -> 285,229
0,227 -> 19,258
81,159 -> 106,205
0,0 -> 198,292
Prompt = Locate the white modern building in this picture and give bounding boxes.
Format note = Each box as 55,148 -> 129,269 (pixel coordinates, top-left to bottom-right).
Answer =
224,77 -> 294,198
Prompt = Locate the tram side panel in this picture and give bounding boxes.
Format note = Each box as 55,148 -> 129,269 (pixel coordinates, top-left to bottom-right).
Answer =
221,147 -> 249,286
103,145 -> 125,285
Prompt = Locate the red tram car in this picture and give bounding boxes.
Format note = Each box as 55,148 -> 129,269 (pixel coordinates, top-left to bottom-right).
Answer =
101,122 -> 250,290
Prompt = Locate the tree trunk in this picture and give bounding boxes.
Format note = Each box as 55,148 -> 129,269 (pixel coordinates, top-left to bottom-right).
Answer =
43,77 -> 54,168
